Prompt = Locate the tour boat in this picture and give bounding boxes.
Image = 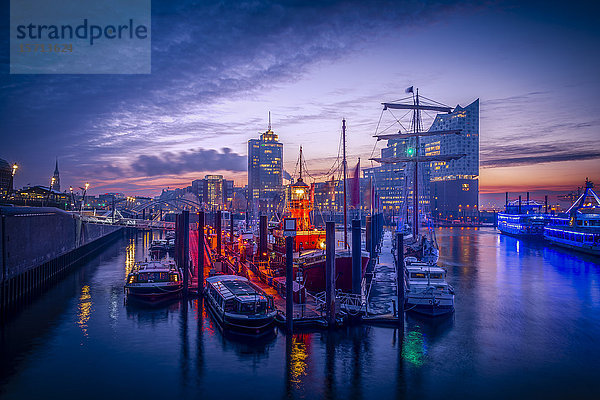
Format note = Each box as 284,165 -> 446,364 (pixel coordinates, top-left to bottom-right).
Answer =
497,197 -> 567,238
204,275 -> 277,336
403,257 -> 454,317
150,239 -> 168,251
125,259 -> 183,302
544,179 -> 600,256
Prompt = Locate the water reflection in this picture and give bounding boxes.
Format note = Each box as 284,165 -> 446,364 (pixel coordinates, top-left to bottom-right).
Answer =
3,228 -> 600,400
76,285 -> 92,339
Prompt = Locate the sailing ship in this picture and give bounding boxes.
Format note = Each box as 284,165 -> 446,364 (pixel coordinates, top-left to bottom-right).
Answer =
371,87 -> 464,262
269,145 -> 370,293
544,179 -> 600,256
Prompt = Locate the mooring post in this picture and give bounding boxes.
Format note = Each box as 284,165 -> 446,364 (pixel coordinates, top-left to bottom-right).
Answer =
326,221 -> 336,327
285,235 -> 294,333
545,195 -> 548,213
518,195 -> 522,214
259,215 -> 267,260
365,215 -> 372,260
396,232 -> 404,324
352,219 -> 361,295
505,192 -> 509,207
175,213 -> 180,267
230,212 -> 234,251
198,211 -> 205,294
216,210 -> 222,257
183,211 -> 190,297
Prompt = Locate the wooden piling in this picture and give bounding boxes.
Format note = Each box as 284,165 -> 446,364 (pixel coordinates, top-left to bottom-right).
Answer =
198,211 -> 205,294
285,235 -> 293,333
396,232 -> 404,324
259,215 -> 267,260
216,210 -> 222,257
326,221 -> 335,327
351,219 -> 361,295
182,211 -> 189,297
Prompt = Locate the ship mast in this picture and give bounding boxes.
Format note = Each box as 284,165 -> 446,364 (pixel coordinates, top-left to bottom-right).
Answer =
371,87 -> 467,240
342,119 -> 348,249
413,90 -> 420,239
299,146 -> 303,180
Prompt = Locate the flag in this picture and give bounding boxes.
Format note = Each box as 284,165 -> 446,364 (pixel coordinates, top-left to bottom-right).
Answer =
405,86 -> 414,94
349,159 -> 360,208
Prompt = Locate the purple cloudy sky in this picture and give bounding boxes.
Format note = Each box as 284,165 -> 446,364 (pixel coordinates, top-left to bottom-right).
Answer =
1,0 -> 599,200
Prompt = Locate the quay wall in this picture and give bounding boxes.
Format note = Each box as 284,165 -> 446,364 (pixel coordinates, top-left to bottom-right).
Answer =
0,206 -> 123,314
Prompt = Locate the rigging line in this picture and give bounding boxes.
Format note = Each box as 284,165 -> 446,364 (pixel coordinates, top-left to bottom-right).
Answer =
370,108 -> 385,163
387,108 -> 408,132
419,95 -> 451,108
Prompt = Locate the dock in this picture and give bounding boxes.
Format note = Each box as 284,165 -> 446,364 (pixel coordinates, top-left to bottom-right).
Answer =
180,213 -> 402,330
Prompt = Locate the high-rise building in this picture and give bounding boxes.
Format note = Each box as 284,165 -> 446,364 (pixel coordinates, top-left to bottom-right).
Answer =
191,175 -> 234,210
0,158 -> 12,197
248,116 -> 283,216
425,99 -> 479,219
51,159 -> 60,192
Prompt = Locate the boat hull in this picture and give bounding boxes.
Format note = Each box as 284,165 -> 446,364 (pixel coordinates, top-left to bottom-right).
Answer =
300,254 -> 370,293
125,284 -> 183,303
544,235 -> 600,256
405,296 -> 454,317
204,290 -> 276,336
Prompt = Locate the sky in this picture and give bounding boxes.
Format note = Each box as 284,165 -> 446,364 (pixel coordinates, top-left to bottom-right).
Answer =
1,0 -> 599,203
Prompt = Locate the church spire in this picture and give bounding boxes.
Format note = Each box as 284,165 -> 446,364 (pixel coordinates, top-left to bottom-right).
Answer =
52,158 -> 60,192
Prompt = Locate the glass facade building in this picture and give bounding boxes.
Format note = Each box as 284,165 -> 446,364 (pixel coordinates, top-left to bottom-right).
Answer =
248,125 -> 283,216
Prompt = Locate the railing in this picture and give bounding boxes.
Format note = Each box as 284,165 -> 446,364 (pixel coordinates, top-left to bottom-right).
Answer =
314,289 -> 366,314
79,215 -> 175,229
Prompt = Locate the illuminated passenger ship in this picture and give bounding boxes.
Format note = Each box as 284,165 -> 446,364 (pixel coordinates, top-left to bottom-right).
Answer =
544,179 -> 600,256
496,199 -> 567,238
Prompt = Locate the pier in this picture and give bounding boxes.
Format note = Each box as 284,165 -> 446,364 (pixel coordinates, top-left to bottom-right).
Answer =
0,206 -> 122,316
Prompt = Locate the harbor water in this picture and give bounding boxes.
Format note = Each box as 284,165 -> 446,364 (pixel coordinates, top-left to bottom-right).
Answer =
1,228 -> 599,399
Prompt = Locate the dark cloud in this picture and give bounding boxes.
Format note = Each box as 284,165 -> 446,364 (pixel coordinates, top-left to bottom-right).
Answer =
130,147 -> 245,176
93,147 -> 245,177
1,0 -> 465,188
481,141 -> 600,168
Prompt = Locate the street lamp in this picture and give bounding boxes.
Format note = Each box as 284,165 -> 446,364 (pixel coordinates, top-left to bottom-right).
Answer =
80,182 -> 90,213
69,186 -> 75,210
7,163 -> 18,198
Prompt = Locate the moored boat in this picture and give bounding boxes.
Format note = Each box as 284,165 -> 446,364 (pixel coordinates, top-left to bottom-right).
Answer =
497,197 -> 567,238
125,259 -> 183,302
404,257 -> 454,317
204,275 -> 276,336
544,179 -> 600,256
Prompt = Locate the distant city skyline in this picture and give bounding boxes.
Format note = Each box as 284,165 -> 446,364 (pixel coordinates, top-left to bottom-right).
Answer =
2,1 -> 598,200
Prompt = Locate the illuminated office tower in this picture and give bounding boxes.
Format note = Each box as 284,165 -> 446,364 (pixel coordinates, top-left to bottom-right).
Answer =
247,115 -> 283,216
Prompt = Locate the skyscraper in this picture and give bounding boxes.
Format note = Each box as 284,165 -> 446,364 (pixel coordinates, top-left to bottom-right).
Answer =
248,115 -> 283,216
425,99 -> 479,219
51,159 -> 60,192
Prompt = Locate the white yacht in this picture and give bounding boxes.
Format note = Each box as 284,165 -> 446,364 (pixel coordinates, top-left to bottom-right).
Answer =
404,257 -> 454,317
